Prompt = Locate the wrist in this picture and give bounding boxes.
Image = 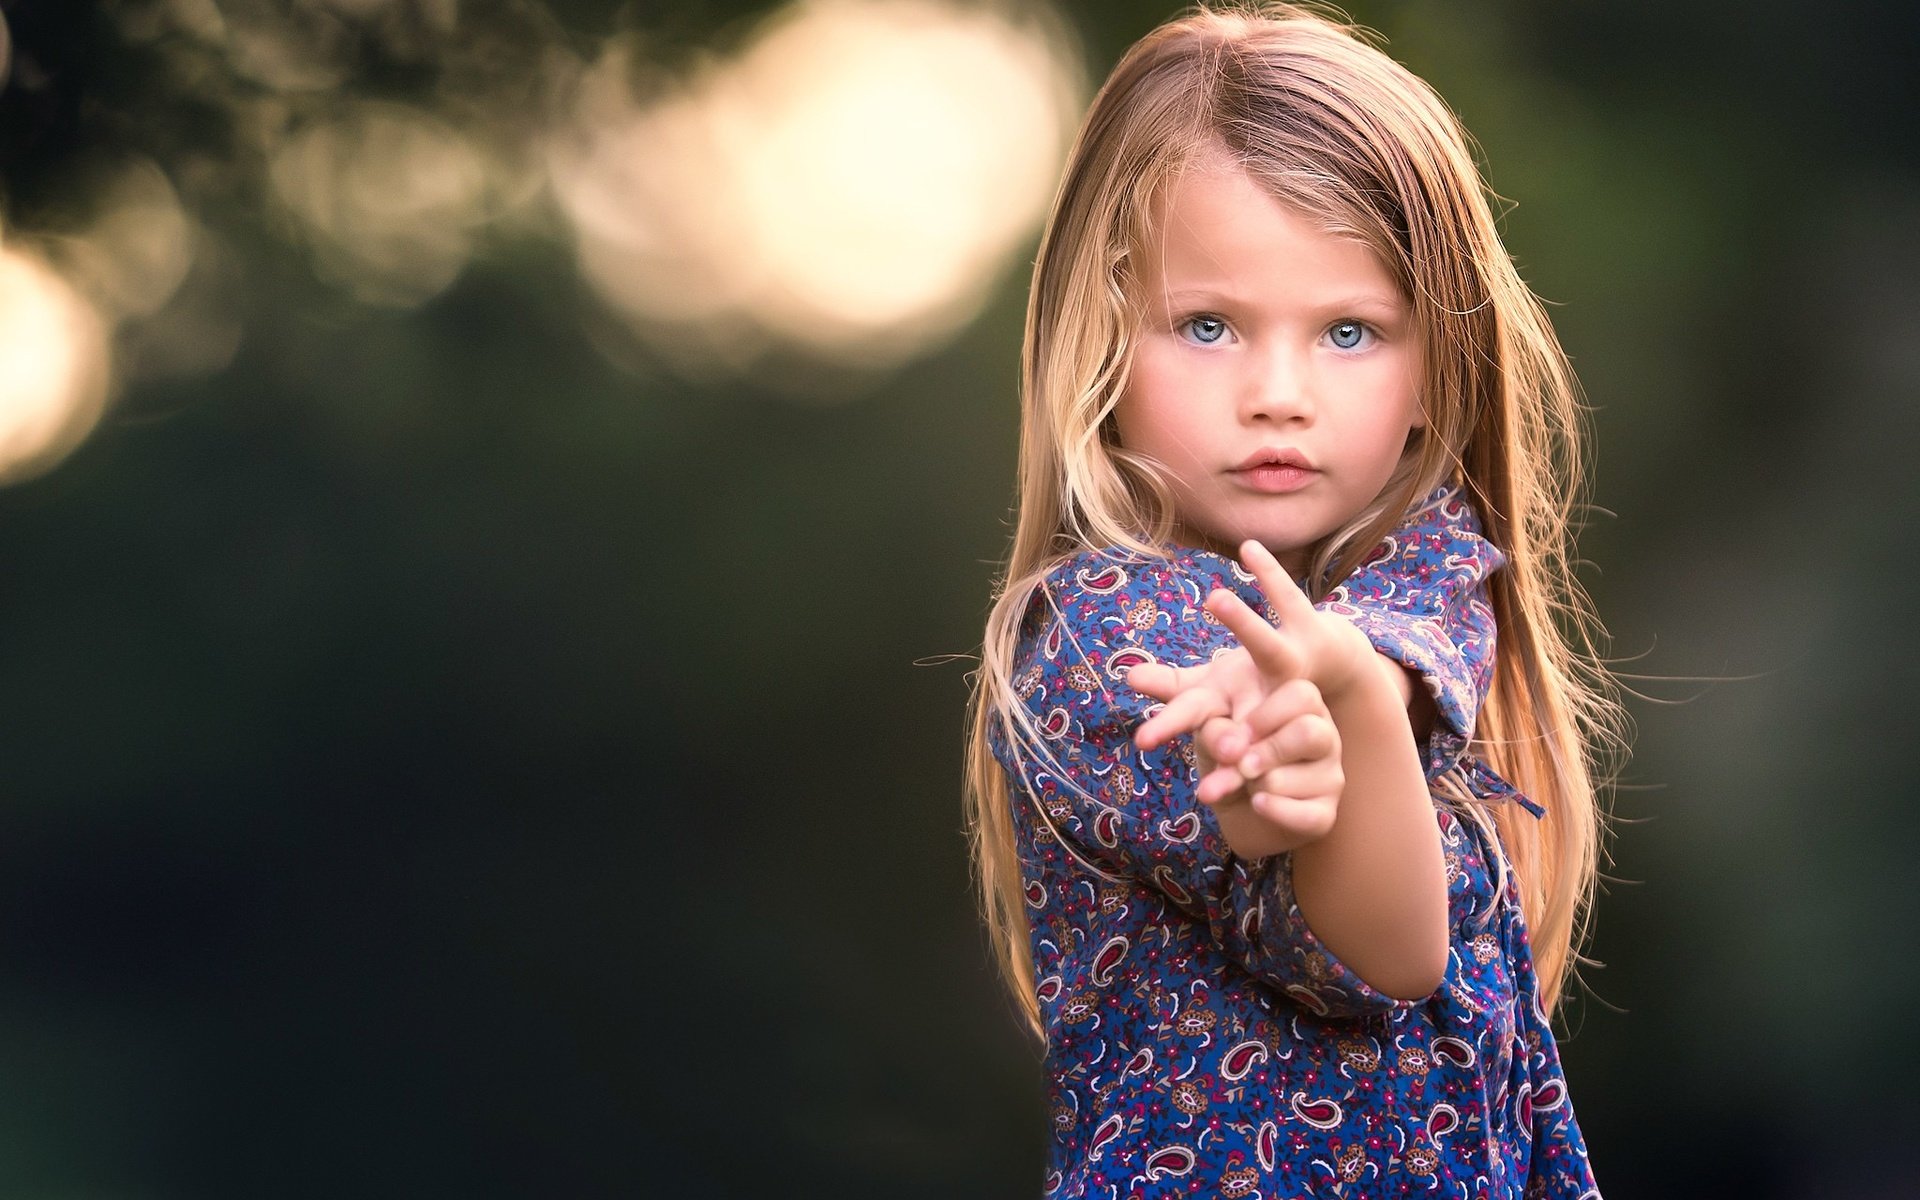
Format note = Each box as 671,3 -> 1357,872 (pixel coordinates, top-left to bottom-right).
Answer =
1320,654 -> 1418,749
1316,624 -> 1390,706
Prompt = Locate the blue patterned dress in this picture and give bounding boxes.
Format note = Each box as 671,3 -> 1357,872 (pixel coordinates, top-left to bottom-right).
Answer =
990,486 -> 1598,1198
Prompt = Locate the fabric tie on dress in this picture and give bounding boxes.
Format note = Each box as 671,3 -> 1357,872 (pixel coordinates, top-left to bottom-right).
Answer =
1439,755 -> 1547,820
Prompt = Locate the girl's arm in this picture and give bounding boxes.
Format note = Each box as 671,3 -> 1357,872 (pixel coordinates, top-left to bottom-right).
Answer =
1141,540 -> 1448,1001
1292,641 -> 1448,1000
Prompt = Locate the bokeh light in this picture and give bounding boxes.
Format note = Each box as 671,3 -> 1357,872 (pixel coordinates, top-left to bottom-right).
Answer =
548,0 -> 1083,380
2,0 -> 1082,469
716,0 -> 1078,346
57,158 -> 195,322
0,240 -> 111,483
269,101 -> 495,307
221,0 -> 355,93
548,53 -> 752,330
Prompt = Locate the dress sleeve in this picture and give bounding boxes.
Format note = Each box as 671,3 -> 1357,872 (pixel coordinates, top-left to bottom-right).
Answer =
996,550 -> 1411,1020
1316,490 -> 1505,779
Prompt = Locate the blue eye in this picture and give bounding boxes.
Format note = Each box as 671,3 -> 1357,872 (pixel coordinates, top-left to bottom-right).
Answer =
1329,321 -> 1369,350
1182,316 -> 1228,345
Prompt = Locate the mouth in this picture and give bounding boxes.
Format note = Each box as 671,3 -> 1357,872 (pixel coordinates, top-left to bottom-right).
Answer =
1230,449 -> 1317,494
1233,449 -> 1312,473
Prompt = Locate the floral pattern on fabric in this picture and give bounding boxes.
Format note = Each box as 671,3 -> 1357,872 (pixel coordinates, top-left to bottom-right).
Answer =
990,485 -> 1598,1199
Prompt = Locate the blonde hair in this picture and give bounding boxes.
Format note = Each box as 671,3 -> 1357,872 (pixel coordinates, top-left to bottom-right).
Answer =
964,2 -> 1622,1037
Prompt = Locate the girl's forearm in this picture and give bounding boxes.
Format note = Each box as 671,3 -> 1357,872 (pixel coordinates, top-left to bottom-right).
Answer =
1290,657 -> 1448,1000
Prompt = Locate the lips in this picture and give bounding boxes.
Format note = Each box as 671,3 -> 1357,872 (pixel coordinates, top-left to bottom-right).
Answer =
1233,448 -> 1312,472
1231,448 -> 1317,494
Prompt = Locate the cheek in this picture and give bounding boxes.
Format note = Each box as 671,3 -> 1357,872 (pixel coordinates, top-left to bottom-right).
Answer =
1119,341 -> 1219,454
1394,347 -> 1425,429
1351,357 -> 1423,438
1113,399 -> 1195,472
1112,367 -> 1179,461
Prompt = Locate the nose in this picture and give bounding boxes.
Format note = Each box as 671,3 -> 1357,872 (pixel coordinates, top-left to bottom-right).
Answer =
1239,344 -> 1315,424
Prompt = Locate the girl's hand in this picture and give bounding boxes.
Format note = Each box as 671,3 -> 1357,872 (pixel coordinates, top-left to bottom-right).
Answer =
1128,538 -> 1377,756
1123,539 -> 1388,859
1124,564 -> 1360,857
1203,538 -> 1381,704
1127,656 -> 1343,857
1204,678 -> 1343,858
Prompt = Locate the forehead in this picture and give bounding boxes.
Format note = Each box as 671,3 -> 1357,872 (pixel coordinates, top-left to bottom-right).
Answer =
1137,157 -> 1401,304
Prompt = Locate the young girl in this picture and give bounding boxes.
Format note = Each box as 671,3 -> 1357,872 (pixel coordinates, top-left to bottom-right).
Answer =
964,5 -> 1620,1196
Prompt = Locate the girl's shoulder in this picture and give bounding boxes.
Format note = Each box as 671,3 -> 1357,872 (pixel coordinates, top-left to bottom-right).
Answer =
1325,484 -> 1507,612
1034,543 -> 1256,605
1012,544 -> 1255,677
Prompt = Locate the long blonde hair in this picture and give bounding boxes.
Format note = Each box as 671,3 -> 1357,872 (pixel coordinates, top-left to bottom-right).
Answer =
964,2 -> 1622,1037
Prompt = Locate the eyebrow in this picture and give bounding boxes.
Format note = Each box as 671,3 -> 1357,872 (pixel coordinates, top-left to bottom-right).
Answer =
1164,288 -> 1406,312
1322,294 -> 1408,312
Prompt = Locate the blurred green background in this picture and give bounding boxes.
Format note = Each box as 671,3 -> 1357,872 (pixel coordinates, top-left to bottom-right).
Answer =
1,0 -> 1915,1196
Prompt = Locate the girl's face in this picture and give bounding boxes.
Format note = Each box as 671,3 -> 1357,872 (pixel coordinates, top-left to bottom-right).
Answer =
1116,156 -> 1424,573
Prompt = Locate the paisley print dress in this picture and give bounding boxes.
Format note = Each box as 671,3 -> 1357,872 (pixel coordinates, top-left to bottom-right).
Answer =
991,486 -> 1599,1198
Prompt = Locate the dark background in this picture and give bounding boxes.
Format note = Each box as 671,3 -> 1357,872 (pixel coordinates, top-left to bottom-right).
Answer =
2,1 -> 1917,1196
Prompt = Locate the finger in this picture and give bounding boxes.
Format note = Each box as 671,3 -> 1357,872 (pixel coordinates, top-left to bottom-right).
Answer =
1238,713 -> 1338,778
1271,712 -> 1338,767
1204,589 -> 1305,681
1251,758 -> 1344,803
1238,538 -> 1319,626
1124,661 -> 1205,702
1244,714 -> 1336,771
1196,762 -> 1250,805
1133,685 -> 1230,749
1241,677 -> 1326,743
1247,792 -> 1338,844
1198,714 -> 1249,769
1141,646 -> 1268,717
